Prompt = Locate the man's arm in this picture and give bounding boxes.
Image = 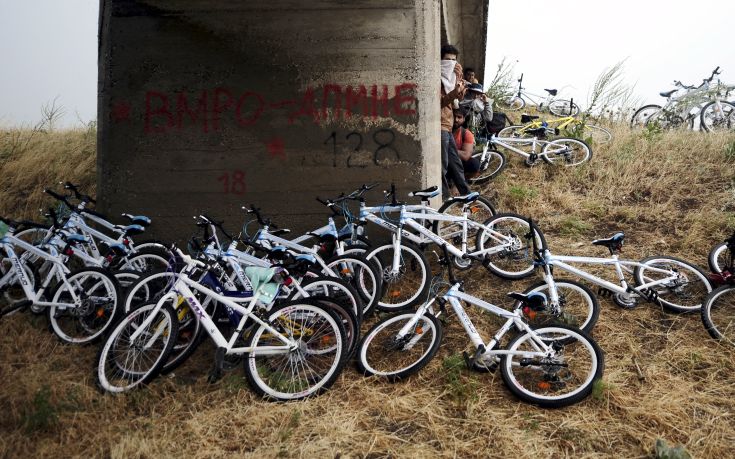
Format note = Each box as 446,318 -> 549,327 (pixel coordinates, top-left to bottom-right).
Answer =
457,130 -> 474,162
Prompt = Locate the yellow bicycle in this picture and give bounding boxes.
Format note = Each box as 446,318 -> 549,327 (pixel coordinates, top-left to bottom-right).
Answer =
498,114 -> 612,144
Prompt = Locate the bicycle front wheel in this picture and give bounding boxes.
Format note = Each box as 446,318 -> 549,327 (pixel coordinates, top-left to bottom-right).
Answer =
365,242 -> 430,311
476,213 -> 546,280
48,267 -> 121,344
548,99 -> 580,117
357,312 -> 442,381
504,96 -> 525,111
96,302 -> 178,393
541,138 -> 591,166
701,285 -> 735,344
633,256 -> 712,312
497,125 -> 526,138
583,124 -> 613,144
468,149 -> 507,183
501,325 -> 603,408
243,302 -> 346,400
516,279 -> 600,333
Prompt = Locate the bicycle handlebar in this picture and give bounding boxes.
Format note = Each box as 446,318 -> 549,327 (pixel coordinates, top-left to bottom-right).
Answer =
62,182 -> 96,204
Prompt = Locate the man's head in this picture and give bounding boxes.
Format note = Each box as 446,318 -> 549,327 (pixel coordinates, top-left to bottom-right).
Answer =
468,83 -> 485,99
453,108 -> 467,130
464,67 -> 475,82
441,44 -> 460,61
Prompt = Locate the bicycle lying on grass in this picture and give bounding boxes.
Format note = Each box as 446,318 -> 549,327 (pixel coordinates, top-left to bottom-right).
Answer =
516,229 -> 713,333
501,73 -> 581,117
701,231 -> 735,345
467,133 -> 592,182
499,114 -> 612,144
357,244 -> 604,408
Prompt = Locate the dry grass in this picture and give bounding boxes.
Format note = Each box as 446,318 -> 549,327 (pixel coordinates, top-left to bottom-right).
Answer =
1,126 -> 735,458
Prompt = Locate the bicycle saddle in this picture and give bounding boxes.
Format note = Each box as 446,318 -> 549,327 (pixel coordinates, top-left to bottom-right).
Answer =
122,213 -> 151,227
64,234 -> 89,246
591,232 -> 625,249
508,291 -> 547,311
659,89 -> 676,98
520,114 -> 539,123
102,241 -> 127,256
114,224 -> 145,236
408,185 -> 440,199
544,89 -> 558,96
445,192 -> 480,205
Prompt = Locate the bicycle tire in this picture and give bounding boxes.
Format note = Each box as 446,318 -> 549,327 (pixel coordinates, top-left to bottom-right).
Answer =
357,312 -> 442,381
548,99 -> 580,117
516,279 -> 600,334
497,125 -> 525,138
365,241 -> 430,312
325,254 -> 381,317
243,300 -> 346,400
505,96 -> 525,111
701,285 -> 735,344
96,302 -> 179,393
468,148 -> 507,183
541,138 -> 592,166
630,104 -> 662,128
708,242 -> 731,274
290,276 -> 363,324
633,256 -> 712,313
699,100 -> 735,132
500,324 -> 604,408
47,267 -> 122,344
476,213 -> 546,280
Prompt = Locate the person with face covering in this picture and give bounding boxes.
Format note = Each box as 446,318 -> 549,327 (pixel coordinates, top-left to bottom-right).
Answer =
440,44 -> 471,199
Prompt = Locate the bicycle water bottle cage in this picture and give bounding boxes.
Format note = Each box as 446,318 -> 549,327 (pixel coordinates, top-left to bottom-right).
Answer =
508,291 -> 548,312
408,186 -> 440,200
520,114 -> 539,124
544,89 -> 558,96
592,232 -> 625,253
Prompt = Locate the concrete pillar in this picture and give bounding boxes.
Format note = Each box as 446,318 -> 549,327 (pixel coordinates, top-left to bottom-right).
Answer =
441,0 -> 488,80
98,0 -> 443,240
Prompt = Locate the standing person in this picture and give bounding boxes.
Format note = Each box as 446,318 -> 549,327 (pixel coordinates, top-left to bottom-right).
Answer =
440,44 -> 471,200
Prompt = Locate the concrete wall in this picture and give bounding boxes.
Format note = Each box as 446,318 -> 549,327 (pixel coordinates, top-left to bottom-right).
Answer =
98,0 -> 484,241
442,0 -> 488,80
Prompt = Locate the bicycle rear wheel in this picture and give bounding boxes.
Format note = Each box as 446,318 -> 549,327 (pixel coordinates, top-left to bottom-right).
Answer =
48,267 -> 121,344
476,213 -> 546,280
708,242 -> 732,274
701,285 -> 735,344
630,105 -> 662,128
501,325 -> 603,408
633,256 -> 712,312
325,254 -> 381,317
699,101 -> 735,132
548,99 -> 580,117
243,301 -> 346,400
96,302 -> 178,393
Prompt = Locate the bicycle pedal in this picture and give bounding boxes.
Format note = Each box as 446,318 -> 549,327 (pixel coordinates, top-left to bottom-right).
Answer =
207,346 -> 227,384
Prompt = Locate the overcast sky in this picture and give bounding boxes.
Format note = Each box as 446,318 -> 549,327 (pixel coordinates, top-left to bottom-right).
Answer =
1,1 -> 733,126
486,0 -> 735,109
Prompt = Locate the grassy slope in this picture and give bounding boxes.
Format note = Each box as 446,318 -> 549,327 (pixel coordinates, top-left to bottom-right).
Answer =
1,126 -> 734,458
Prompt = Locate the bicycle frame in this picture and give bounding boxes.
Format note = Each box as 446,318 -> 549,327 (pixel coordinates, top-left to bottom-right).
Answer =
539,249 -> 681,304
0,234 -> 77,310
488,135 -> 573,162
396,283 -> 553,360
132,262 -> 294,356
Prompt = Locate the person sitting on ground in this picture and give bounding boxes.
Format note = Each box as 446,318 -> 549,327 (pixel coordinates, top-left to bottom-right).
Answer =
452,107 -> 481,180
440,44 -> 471,199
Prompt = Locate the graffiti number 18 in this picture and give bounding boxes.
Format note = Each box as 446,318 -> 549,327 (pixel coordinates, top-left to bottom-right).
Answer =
217,170 -> 246,194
